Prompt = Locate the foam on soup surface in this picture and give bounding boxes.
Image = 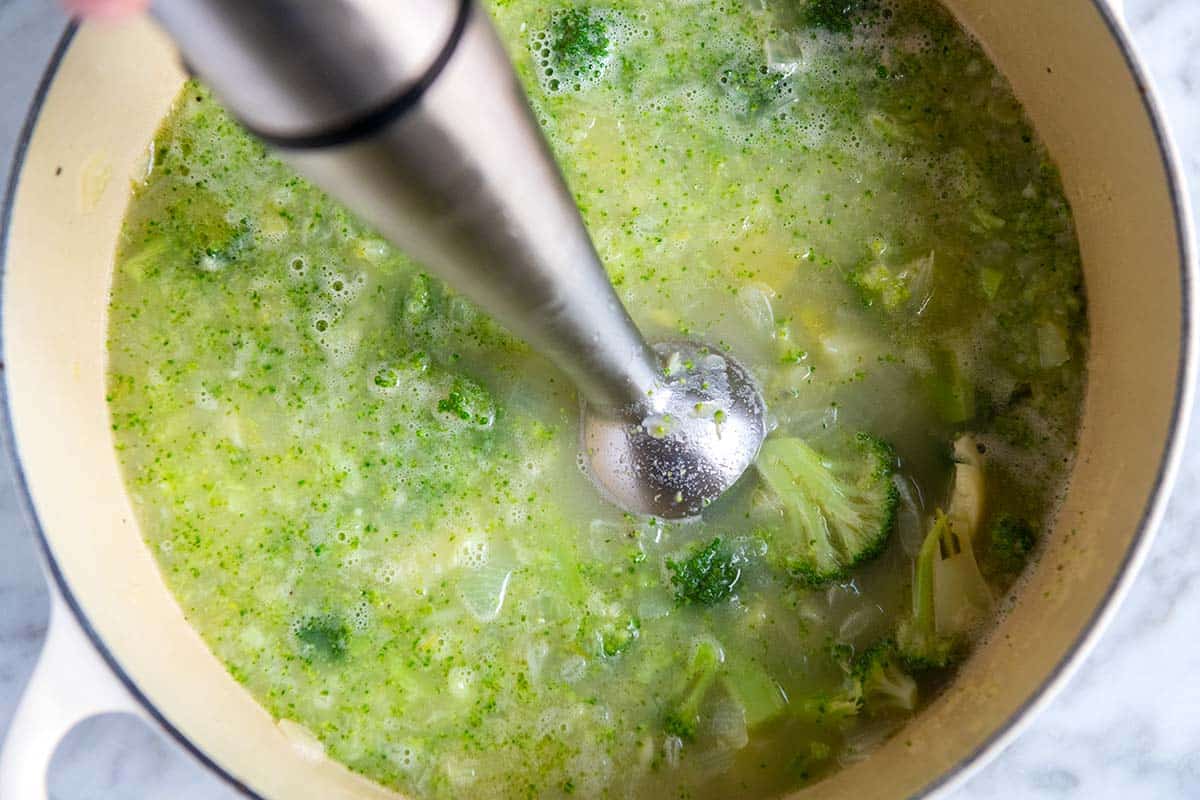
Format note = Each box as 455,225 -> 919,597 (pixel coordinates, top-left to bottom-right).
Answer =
107,1 -> 1086,797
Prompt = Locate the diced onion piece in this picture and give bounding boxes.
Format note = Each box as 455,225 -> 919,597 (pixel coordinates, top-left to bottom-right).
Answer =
1038,322 -> 1071,368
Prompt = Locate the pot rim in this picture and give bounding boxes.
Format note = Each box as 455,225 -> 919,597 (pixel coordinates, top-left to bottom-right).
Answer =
1,5 -> 1194,799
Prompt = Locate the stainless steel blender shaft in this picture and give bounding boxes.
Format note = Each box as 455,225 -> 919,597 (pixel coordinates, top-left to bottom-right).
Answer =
151,0 -> 663,414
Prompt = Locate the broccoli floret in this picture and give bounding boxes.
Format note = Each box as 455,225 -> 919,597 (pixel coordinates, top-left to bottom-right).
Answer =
897,511 -> 993,670
437,376 -> 496,427
667,537 -> 741,606
785,642 -> 865,726
987,515 -> 1037,576
166,189 -> 253,271
793,691 -> 863,725
534,7 -> 613,92
196,215 -> 253,269
853,639 -> 918,713
663,640 -> 721,740
718,55 -> 792,120
372,351 -> 430,389
792,740 -> 833,781
756,432 -> 899,585
296,614 -> 349,661
401,272 -> 438,331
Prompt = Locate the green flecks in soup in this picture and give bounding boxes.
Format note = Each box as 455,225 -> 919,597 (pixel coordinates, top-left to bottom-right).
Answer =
106,0 -> 1086,797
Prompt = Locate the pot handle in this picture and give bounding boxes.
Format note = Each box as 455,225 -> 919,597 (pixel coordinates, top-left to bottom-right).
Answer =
0,585 -> 144,798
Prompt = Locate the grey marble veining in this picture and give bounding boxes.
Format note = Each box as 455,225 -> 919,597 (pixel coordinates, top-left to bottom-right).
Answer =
0,1 -> 1198,797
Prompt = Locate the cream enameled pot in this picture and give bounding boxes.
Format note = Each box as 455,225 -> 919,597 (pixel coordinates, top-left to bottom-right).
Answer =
0,0 -> 1194,797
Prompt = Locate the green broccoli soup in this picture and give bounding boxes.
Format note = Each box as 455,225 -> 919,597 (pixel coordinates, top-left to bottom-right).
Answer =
106,0 -> 1086,797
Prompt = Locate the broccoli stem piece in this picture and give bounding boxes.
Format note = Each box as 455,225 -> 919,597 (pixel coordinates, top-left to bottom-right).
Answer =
666,537 -> 741,606
295,614 -> 349,662
437,375 -> 497,428
986,515 -> 1037,577
897,512 -> 955,668
933,509 -> 992,638
897,510 -> 993,669
756,432 -> 899,586
664,640 -> 722,740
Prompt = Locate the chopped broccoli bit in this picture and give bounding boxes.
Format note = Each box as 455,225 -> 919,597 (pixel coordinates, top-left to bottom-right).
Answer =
663,640 -> 721,740
848,250 -> 934,312
897,510 -> 993,670
853,639 -> 918,713
401,272 -> 437,330
200,217 -> 252,265
800,0 -> 865,33
756,432 -> 899,585
437,376 -> 496,427
597,616 -> 641,658
718,54 -> 792,120
987,515 -> 1037,576
172,190 -> 253,270
534,7 -> 613,92
667,537 -> 741,605
296,614 -> 349,661
850,261 -> 911,310
374,367 -> 399,388
551,8 -> 609,64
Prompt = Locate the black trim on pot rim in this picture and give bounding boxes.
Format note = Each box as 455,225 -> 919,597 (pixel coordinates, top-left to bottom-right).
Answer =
0,4 -> 1193,799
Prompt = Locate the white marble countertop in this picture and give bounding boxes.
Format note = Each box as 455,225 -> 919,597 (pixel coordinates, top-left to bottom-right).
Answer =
1,1 -> 1198,797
